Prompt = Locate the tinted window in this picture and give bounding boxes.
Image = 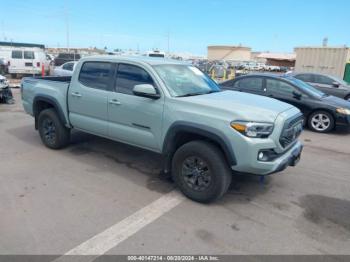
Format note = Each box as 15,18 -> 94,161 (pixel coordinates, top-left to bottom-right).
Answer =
236,77 -> 263,91
153,65 -> 220,97
314,75 -> 334,85
79,62 -> 112,90
24,51 -> 35,59
62,62 -> 74,71
266,79 -> 295,95
12,51 -> 23,59
116,64 -> 154,95
295,74 -> 313,82
220,79 -> 234,88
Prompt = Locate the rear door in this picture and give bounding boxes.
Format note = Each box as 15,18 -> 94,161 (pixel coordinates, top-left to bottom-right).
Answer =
10,50 -> 24,73
233,77 -> 265,96
108,63 -> 164,151
23,50 -> 37,73
68,61 -> 114,136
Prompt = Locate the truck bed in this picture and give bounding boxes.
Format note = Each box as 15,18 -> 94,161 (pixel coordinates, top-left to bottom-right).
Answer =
21,76 -> 71,122
31,76 -> 72,82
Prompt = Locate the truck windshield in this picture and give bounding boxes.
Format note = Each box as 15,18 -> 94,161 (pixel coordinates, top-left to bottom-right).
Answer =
153,64 -> 220,97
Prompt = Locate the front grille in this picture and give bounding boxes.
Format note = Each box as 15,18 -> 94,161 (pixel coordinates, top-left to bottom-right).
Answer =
279,114 -> 303,148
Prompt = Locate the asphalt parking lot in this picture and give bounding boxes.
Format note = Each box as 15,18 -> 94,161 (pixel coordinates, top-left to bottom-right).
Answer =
1,89 -> 350,256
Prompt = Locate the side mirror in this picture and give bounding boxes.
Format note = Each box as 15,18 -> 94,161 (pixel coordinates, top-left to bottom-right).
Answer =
293,91 -> 302,99
332,82 -> 340,88
133,84 -> 160,99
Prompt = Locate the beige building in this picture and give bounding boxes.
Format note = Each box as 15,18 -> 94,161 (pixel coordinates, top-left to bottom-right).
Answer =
294,46 -> 350,78
207,45 -> 251,61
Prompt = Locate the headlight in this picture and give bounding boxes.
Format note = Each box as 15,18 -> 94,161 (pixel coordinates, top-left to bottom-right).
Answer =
336,108 -> 350,115
230,121 -> 274,138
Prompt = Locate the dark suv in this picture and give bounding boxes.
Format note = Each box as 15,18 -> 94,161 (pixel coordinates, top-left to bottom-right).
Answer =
54,53 -> 81,66
221,74 -> 350,133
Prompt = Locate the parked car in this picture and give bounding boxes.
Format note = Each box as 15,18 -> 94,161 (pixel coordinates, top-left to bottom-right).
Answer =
220,74 -> 350,133
0,74 -> 14,104
257,63 -> 267,71
21,56 -> 303,203
52,61 -> 77,76
54,53 -> 81,66
292,72 -> 350,101
266,65 -> 280,72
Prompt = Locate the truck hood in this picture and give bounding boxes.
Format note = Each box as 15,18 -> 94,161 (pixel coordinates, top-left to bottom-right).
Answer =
180,90 -> 295,122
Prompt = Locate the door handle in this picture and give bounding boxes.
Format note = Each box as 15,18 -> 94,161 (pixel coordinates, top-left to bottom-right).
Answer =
109,99 -> 121,105
71,92 -> 82,98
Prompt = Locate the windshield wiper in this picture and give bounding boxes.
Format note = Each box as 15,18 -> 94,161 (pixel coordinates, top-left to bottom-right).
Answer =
176,90 -> 220,97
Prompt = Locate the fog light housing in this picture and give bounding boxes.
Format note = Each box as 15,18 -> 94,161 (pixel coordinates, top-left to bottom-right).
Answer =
258,149 -> 279,162
258,152 -> 265,161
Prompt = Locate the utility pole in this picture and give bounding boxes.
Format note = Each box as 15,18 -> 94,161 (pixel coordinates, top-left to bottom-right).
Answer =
167,31 -> 170,56
64,5 -> 70,52
1,20 -> 5,41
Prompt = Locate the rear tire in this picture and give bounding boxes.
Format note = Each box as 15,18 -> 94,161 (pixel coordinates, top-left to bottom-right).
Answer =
308,110 -> 334,133
172,140 -> 232,203
345,95 -> 350,102
38,108 -> 70,149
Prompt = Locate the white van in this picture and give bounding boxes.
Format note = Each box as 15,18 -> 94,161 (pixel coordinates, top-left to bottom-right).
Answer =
0,42 -> 50,76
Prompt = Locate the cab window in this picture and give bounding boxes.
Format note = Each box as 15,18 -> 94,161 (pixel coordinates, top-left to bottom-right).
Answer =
116,64 -> 154,95
78,62 -> 113,90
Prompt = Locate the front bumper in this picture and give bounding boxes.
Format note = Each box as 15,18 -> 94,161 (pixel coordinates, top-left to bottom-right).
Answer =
268,142 -> 303,175
231,140 -> 303,175
335,113 -> 350,126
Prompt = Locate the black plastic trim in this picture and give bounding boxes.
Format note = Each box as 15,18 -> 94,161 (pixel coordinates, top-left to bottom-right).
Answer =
33,95 -> 68,128
162,121 -> 237,173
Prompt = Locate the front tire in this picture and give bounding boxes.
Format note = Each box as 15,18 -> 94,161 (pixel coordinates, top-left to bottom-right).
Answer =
172,141 -> 232,203
308,110 -> 334,133
38,108 -> 70,149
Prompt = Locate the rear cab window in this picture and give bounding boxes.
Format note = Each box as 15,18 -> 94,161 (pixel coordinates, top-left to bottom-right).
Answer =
115,64 -> 155,95
11,51 -> 23,59
78,62 -> 113,90
63,63 -> 74,71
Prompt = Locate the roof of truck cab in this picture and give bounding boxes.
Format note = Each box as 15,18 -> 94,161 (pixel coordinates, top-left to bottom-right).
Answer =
80,55 -> 188,66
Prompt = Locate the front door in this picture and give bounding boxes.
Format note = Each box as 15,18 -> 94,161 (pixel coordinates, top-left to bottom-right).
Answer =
265,78 -> 311,115
68,61 -> 114,136
108,63 -> 164,152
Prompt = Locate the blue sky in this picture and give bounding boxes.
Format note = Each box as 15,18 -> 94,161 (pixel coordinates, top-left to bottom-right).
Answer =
1,0 -> 349,55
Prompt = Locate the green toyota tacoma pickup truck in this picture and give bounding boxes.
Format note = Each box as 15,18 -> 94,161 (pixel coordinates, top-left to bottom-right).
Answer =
21,56 -> 303,203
